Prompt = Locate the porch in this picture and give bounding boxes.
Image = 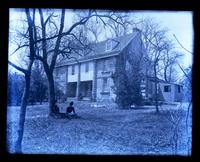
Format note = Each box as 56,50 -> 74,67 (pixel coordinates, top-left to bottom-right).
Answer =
67,81 -> 93,101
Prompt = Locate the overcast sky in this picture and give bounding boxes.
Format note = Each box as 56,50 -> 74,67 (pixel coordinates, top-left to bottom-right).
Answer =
133,11 -> 193,68
9,9 -> 193,73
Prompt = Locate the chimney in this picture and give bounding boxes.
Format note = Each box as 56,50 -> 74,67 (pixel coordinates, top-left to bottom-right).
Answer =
132,28 -> 141,33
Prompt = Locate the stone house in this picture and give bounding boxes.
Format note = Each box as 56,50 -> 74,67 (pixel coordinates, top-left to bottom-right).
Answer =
54,29 -> 183,103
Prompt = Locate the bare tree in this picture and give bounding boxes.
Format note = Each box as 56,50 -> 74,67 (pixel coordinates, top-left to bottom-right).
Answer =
106,13 -> 133,37
139,19 -> 170,112
158,34 -> 192,155
80,18 -> 103,43
77,11 -> 136,43
173,34 -> 192,155
161,45 -> 183,82
8,8 -> 36,153
132,18 -> 182,113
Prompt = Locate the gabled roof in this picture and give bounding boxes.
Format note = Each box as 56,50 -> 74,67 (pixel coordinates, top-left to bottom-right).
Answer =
57,31 -> 139,66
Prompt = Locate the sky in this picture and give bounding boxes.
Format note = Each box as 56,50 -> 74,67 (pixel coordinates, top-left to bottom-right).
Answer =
9,9 -> 193,74
133,11 -> 193,68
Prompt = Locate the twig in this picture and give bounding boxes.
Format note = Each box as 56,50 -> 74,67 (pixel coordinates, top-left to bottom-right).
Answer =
173,34 -> 193,55
177,63 -> 192,84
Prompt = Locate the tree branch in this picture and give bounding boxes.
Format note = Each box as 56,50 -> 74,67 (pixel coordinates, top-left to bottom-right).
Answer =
32,11 -> 125,45
177,63 -> 192,84
173,34 -> 193,55
8,60 -> 28,74
9,44 -> 29,56
50,9 -> 65,72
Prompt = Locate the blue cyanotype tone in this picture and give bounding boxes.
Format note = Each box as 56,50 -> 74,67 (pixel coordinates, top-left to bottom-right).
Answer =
7,8 -> 192,155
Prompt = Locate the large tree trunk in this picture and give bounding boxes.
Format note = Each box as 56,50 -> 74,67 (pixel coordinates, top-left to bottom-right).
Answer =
15,74 -> 30,153
46,72 -> 59,115
13,8 -> 35,153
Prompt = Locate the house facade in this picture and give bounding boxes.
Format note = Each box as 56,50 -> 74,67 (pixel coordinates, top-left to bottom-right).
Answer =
54,30 -> 183,103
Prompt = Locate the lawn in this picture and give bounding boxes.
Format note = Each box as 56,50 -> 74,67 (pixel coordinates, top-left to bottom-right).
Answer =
7,102 -> 192,155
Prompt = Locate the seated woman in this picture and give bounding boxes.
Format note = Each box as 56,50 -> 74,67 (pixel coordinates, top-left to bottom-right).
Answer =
66,101 -> 77,118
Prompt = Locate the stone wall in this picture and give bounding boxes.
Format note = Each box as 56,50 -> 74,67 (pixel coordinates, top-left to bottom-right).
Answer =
96,56 -> 116,102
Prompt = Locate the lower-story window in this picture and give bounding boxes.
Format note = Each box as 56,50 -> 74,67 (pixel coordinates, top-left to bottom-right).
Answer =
101,77 -> 110,94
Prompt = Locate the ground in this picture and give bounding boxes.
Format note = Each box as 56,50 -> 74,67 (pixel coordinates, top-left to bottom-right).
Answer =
7,102 -> 192,155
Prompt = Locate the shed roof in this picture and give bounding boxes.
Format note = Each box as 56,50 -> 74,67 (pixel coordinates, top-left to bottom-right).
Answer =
147,76 -> 182,86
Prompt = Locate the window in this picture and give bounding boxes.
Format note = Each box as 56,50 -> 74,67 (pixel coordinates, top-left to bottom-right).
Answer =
105,40 -> 112,51
102,59 -> 106,72
85,62 -> 89,73
102,77 -> 109,92
178,85 -> 181,93
150,82 -> 153,94
164,85 -> 171,92
71,65 -> 75,75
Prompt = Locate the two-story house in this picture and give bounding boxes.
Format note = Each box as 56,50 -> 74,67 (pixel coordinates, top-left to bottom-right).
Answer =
54,29 -> 183,103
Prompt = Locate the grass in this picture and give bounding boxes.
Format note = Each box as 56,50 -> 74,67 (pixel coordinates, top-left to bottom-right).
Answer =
7,102 -> 191,155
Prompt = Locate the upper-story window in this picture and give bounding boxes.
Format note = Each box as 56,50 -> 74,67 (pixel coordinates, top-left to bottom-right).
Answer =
85,62 -> 89,73
105,40 -> 112,51
71,65 -> 75,75
102,59 -> 106,71
164,85 -> 171,92
150,82 -> 153,94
